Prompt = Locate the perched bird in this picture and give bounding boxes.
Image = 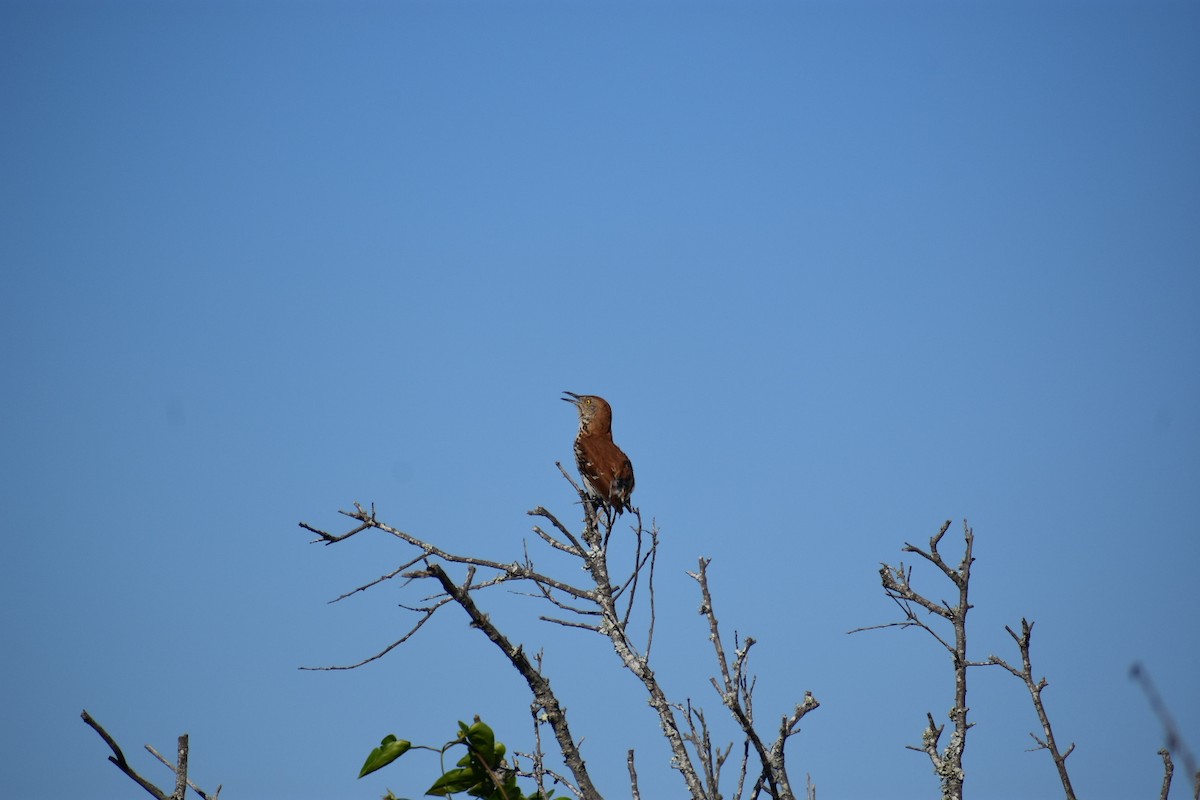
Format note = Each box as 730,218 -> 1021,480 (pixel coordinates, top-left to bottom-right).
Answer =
562,391 -> 635,517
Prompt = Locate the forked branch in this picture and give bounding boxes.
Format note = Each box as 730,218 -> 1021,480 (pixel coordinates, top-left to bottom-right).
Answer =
988,618 -> 1076,800
852,520 -> 976,800
423,561 -> 599,800
81,710 -> 220,800
302,469 -> 815,800
689,557 -> 820,800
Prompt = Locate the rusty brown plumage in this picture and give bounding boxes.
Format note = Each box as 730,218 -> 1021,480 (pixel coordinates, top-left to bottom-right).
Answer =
562,391 -> 635,517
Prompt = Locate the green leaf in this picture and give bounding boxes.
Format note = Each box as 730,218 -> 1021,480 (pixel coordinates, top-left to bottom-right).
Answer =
427,766 -> 483,796
463,720 -> 497,765
358,734 -> 413,778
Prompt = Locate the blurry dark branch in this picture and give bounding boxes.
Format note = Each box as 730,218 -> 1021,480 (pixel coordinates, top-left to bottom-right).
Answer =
987,618 -> 1076,800
852,520 -> 976,800
1131,662 -> 1200,799
81,710 -> 220,800
689,557 -> 820,800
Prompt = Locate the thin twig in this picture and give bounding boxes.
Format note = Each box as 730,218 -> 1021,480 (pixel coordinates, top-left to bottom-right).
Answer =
987,618 -> 1076,799
1159,748 -> 1175,800
628,749 -> 641,800
329,554 -> 426,603
529,505 -> 587,554
299,603 -> 440,670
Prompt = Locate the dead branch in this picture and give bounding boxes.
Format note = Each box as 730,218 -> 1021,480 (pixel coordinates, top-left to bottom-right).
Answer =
854,520 -> 975,800
304,502 -> 596,604
328,553 -> 427,603
300,601 -> 442,670
685,700 -> 733,798
569,509 -> 706,798
1159,749 -> 1175,800
689,557 -> 820,800
627,749 -> 642,800
426,560 -> 599,799
302,464 -> 815,800
81,710 -> 220,800
987,618 -> 1076,799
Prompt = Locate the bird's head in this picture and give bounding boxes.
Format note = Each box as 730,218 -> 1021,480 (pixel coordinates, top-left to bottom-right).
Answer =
562,391 -> 613,432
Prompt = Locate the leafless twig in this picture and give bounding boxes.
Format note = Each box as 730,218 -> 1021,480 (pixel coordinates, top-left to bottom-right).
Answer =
81,710 -> 220,800
299,601 -> 442,670
853,520 -> 975,800
688,557 -> 820,800
987,618 -> 1076,799
1158,749 -> 1175,800
628,749 -> 642,800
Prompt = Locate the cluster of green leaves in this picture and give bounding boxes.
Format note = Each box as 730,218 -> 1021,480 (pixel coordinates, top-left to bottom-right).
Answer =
359,718 -> 552,800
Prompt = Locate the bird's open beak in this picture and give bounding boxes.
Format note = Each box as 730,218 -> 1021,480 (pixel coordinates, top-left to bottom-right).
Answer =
562,391 -> 582,405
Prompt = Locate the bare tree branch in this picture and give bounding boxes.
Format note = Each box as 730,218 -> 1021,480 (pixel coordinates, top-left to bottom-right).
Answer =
82,711 -> 219,800
1158,748 -> 1175,800
145,742 -> 222,800
328,553 -> 427,603
854,520 -> 974,800
1132,662 -> 1200,799
987,618 -> 1076,799
570,509 -> 706,798
627,749 -> 642,800
681,699 -> 734,799
300,601 -> 442,670
527,504 -> 585,554
82,710 -> 170,800
303,466 -> 815,800
689,557 -> 820,800
425,560 -> 601,799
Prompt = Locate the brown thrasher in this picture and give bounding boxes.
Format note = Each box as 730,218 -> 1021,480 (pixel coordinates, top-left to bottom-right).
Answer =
562,391 -> 635,517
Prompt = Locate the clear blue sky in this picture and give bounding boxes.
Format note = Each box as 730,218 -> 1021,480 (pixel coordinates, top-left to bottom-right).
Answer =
2,2 -> 1198,799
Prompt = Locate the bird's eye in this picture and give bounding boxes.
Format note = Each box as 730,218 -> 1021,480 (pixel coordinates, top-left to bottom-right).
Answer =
584,398 -> 592,405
